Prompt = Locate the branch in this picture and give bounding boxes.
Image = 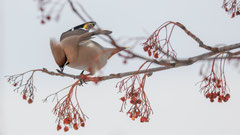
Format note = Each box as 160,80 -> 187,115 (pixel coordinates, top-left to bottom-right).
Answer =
25,42 -> 239,83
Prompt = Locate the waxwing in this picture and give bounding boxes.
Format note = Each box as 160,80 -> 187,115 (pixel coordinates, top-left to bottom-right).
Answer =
50,22 -> 126,75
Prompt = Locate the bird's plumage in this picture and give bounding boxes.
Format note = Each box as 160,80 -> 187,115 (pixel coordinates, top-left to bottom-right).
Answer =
50,22 -> 125,74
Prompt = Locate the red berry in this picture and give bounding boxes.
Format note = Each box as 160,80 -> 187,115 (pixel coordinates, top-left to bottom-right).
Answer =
22,94 -> 27,100
136,99 -> 142,104
64,117 -> 72,124
140,117 -> 145,123
216,83 -> 221,88
40,7 -> 44,11
64,126 -> 69,132
46,15 -> 51,20
225,94 -> 230,99
236,11 -> 240,15
80,123 -> 85,127
148,50 -> 152,56
28,99 -> 33,104
41,20 -> 45,24
210,98 -> 214,102
13,83 -> 17,87
218,97 -> 222,103
74,114 -> 77,119
57,125 -> 62,131
130,98 -> 136,104
143,46 -> 149,52
136,111 -> 140,117
80,117 -> 84,123
73,123 -> 78,130
120,97 -> 126,102
153,52 -> 159,58
206,93 -> 211,98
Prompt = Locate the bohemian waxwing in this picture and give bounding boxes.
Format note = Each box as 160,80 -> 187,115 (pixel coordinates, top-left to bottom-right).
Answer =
50,22 -> 126,75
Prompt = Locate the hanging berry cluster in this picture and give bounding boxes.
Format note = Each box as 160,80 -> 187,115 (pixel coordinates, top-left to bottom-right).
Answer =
199,53 -> 230,103
143,21 -> 177,59
37,0 -> 66,24
223,0 -> 240,18
6,71 -> 36,104
53,80 -> 87,132
117,62 -> 153,123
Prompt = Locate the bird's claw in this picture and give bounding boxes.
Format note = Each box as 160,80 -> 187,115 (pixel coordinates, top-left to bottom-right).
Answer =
78,70 -> 88,86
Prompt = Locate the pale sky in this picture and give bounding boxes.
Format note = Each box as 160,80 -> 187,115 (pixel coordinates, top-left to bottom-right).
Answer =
1,0 -> 240,135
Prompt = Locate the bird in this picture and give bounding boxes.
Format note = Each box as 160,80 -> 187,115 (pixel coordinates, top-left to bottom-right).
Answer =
50,22 -> 126,75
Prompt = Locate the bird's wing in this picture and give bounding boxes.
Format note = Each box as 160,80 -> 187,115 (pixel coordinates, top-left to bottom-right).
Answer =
60,21 -> 96,41
50,39 -> 66,67
60,29 -> 87,41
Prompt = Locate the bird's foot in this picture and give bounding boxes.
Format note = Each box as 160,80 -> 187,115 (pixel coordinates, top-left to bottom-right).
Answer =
78,71 -> 88,86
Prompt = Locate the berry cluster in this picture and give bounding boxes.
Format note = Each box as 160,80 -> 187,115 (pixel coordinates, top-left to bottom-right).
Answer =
143,45 -> 159,59
143,21 -> 177,59
39,6 -> 51,24
22,92 -> 34,104
205,92 -> 230,103
200,76 -> 230,103
56,114 -> 85,132
120,90 -> 151,123
7,72 -> 36,104
223,0 -> 240,18
53,80 -> 87,132
117,63 -> 153,123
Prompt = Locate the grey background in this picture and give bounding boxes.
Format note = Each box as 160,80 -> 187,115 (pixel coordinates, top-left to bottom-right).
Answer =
1,0 -> 240,135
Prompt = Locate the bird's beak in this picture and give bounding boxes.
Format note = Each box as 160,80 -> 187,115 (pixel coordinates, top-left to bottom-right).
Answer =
107,47 -> 128,59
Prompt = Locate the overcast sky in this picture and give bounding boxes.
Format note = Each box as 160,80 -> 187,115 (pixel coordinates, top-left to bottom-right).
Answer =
1,0 -> 240,135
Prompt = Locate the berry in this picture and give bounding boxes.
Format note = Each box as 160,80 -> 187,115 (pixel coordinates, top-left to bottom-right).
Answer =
13,83 -> 17,87
148,50 -> 152,56
28,99 -> 33,104
73,123 -> 78,130
64,126 -> 69,132
210,98 -> 214,102
80,117 -> 84,123
46,15 -> 51,20
136,99 -> 142,104
130,98 -> 136,104
57,125 -> 62,131
63,117 -> 72,125
143,46 -> 149,52
120,97 -> 126,102
80,123 -> 85,127
153,52 -> 159,58
140,117 -> 145,123
22,94 -> 27,100
41,20 -> 45,24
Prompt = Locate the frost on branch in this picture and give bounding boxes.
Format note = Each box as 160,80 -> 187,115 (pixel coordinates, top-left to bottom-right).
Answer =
198,53 -> 230,103
116,62 -> 153,123
143,21 -> 177,59
223,0 -> 240,18
6,71 -> 36,104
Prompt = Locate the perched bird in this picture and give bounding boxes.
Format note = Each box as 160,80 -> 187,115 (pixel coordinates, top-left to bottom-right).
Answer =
50,22 -> 126,75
